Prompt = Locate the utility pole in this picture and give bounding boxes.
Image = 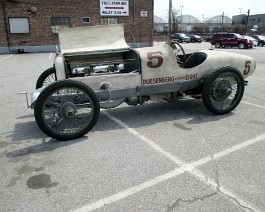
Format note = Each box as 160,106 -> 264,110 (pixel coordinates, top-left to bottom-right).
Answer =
168,0 -> 172,42
180,5 -> 183,32
221,12 -> 224,32
245,9 -> 250,35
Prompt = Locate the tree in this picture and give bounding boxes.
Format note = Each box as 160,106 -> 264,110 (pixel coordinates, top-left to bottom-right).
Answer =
233,25 -> 245,34
171,8 -> 180,33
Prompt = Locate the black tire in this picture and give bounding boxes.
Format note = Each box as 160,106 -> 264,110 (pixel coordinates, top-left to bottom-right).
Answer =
215,42 -> 221,48
34,80 -> 100,140
202,68 -> 245,115
238,42 -> 246,49
36,67 -> 57,89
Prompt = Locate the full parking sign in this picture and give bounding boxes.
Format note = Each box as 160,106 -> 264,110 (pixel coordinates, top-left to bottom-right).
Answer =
100,0 -> 129,16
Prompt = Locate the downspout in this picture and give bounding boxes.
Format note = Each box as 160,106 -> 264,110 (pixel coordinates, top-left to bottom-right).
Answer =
1,0 -> 12,51
130,0 -> 135,47
131,0 -> 136,47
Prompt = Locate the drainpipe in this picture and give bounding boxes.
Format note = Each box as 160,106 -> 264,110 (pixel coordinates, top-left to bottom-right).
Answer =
131,0 -> 136,47
1,0 -> 12,51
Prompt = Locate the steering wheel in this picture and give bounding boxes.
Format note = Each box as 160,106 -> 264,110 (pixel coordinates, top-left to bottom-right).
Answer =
168,41 -> 186,67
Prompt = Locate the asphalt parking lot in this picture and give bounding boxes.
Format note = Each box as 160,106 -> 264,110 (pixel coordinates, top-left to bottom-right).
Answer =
0,42 -> 265,212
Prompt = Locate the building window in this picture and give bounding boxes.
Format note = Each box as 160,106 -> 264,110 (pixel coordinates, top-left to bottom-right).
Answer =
81,17 -> 90,23
9,17 -> 30,34
51,17 -> 70,34
101,17 -> 118,25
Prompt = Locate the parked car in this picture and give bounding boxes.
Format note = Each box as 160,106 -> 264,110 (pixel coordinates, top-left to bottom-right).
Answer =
251,35 -> 265,46
171,33 -> 190,43
210,33 -> 252,49
24,24 -> 256,140
202,35 -> 212,42
190,35 -> 202,43
242,35 -> 258,47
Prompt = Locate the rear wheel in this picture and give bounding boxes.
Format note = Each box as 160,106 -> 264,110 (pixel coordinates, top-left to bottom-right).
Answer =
238,42 -> 246,49
202,68 -> 245,115
215,42 -> 221,48
34,80 -> 100,140
36,67 -> 57,89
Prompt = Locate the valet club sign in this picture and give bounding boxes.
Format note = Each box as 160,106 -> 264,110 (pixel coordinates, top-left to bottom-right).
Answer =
100,0 -> 129,16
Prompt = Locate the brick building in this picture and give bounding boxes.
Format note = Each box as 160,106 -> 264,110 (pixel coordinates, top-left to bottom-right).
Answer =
0,0 -> 154,53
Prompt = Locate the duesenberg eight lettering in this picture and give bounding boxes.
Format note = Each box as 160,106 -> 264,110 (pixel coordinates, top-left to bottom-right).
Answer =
143,76 -> 174,85
186,74 -> 198,80
143,74 -> 198,85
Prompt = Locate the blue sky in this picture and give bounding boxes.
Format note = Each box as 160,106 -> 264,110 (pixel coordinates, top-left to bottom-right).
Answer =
154,0 -> 265,21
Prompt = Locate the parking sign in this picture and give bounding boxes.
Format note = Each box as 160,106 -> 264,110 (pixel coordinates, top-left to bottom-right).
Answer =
100,0 -> 129,16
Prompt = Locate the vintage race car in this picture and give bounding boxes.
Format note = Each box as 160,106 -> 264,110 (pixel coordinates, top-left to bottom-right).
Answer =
26,24 -> 256,140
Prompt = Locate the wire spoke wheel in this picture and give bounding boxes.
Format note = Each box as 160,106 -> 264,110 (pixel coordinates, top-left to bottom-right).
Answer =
34,80 -> 100,140
36,67 -> 57,89
202,68 -> 245,115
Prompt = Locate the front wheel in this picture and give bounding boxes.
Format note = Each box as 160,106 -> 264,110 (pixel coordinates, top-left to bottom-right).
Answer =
202,68 -> 245,115
34,80 -> 100,140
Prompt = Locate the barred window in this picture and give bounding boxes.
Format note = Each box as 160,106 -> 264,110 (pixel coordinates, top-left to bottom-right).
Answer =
101,17 -> 118,25
51,17 -> 70,26
51,17 -> 70,34
81,17 -> 90,23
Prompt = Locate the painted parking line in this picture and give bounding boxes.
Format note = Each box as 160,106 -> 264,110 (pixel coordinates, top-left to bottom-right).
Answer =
73,111 -> 264,212
0,54 -> 13,62
248,77 -> 265,81
242,101 -> 265,109
49,53 -> 53,60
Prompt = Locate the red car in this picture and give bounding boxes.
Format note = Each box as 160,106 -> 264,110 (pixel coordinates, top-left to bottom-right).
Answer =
211,33 -> 252,49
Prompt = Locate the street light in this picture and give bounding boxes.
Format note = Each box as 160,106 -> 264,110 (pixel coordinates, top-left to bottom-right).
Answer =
245,9 -> 250,35
239,8 -> 242,15
180,5 -> 183,32
168,0 -> 172,42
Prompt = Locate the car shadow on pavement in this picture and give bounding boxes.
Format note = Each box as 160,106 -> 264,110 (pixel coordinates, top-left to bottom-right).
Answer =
5,135 -> 86,158
5,121 -> 87,158
95,99 -> 234,132
6,99 -> 234,158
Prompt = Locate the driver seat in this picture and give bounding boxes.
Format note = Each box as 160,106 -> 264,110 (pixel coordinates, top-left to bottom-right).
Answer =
183,52 -> 207,69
